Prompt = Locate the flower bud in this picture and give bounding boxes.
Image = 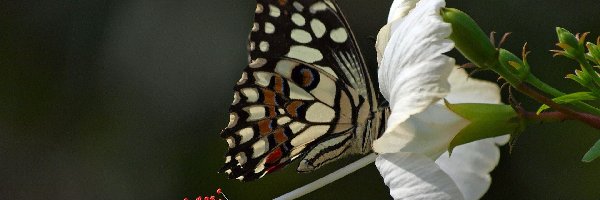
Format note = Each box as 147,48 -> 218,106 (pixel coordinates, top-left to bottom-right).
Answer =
555,27 -> 585,59
441,8 -> 497,69
498,49 -> 529,80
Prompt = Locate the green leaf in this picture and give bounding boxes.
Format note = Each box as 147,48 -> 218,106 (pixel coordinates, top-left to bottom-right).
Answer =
445,101 -> 522,154
582,138 -> 600,162
536,92 -> 597,114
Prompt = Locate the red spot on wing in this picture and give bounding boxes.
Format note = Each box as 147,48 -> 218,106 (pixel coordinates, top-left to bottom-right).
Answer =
264,146 -> 293,174
266,147 -> 283,164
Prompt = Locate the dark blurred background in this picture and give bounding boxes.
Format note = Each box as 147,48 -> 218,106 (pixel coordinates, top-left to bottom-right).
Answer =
1,0 -> 599,199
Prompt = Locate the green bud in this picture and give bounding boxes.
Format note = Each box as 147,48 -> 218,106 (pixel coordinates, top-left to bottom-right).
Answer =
441,8 -> 497,69
498,49 -> 529,80
586,42 -> 600,64
556,27 -> 585,59
556,27 -> 580,49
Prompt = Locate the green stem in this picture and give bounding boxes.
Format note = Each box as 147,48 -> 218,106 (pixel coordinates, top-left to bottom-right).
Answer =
491,63 -> 600,129
525,75 -> 600,116
525,75 -> 563,96
522,111 -> 572,123
490,63 -> 522,86
515,83 -> 600,129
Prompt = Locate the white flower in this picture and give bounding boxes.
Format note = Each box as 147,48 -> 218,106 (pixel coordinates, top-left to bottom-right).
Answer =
275,1 -> 508,199
374,0 -> 509,199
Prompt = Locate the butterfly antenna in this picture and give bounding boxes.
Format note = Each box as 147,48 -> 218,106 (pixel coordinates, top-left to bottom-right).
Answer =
217,188 -> 229,200
274,154 -> 377,200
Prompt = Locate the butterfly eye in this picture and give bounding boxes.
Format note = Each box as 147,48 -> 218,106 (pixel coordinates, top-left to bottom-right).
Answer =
291,66 -> 320,90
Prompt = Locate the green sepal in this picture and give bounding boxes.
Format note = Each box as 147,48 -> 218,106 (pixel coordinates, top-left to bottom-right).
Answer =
566,69 -> 600,93
441,8 -> 497,69
445,101 -> 522,154
582,138 -> 600,162
569,69 -> 591,85
536,92 -> 598,114
566,73 -> 585,86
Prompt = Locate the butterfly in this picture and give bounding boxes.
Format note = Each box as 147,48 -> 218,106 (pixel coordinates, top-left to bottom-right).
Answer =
219,0 -> 389,181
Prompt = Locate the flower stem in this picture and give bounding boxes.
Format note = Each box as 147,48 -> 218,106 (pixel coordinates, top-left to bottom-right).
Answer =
515,83 -> 600,129
521,111 -> 571,123
489,61 -> 600,129
525,75 -> 600,115
524,75 -> 563,96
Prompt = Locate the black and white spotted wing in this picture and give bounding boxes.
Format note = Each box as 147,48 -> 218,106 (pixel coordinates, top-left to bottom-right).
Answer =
219,0 -> 388,182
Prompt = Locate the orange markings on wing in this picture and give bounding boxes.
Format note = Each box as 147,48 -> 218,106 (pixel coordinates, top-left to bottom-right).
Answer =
262,89 -> 277,105
285,101 -> 304,117
278,0 -> 287,6
273,128 -> 288,144
301,69 -> 313,87
267,106 -> 277,118
273,76 -> 285,94
257,119 -> 273,136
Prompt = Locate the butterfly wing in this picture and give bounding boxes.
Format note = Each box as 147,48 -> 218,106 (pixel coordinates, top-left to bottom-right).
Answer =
249,0 -> 377,104
219,0 -> 378,181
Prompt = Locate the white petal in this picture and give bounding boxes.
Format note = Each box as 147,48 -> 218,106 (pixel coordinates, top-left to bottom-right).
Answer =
444,67 -> 502,104
435,136 -> 508,200
387,0 -> 420,22
376,153 -> 464,200
376,0 -> 421,64
373,103 -> 469,157
374,67 -> 506,157
375,24 -> 392,65
376,0 -> 454,136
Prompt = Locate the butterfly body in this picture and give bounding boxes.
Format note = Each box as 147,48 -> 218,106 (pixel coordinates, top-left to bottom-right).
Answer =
219,0 -> 388,181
